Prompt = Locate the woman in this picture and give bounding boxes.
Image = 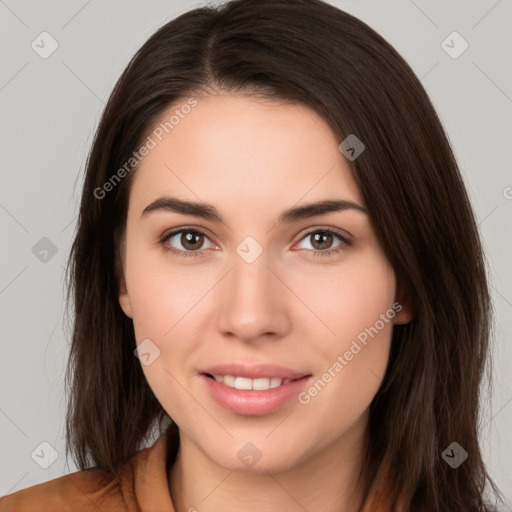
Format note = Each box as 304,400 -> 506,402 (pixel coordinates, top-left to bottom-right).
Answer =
0,0 -> 505,510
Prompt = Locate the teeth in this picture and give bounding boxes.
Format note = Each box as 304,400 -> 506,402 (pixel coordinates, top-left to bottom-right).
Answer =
269,377 -> 282,389
235,377 -> 253,390
212,375 -> 295,390
223,375 -> 235,387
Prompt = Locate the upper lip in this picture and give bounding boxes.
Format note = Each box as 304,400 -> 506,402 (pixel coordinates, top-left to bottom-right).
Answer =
200,363 -> 310,380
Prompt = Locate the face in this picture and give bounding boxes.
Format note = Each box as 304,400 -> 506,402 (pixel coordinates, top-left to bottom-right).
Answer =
118,94 -> 412,473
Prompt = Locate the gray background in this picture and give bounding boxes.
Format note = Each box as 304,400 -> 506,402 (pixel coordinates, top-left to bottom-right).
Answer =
1,0 -> 511,506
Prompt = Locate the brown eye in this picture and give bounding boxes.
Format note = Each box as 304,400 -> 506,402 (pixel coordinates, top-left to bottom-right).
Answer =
161,229 -> 214,258
310,231 -> 335,250
295,228 -> 350,258
178,231 -> 204,251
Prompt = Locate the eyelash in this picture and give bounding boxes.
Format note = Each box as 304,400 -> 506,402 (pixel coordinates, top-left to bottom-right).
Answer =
159,227 -> 351,260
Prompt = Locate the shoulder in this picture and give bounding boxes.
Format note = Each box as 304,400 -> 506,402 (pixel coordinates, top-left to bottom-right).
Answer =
0,467 -> 126,511
0,433 -> 173,512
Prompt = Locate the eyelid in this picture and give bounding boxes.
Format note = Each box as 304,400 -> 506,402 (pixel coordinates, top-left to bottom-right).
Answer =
159,226 -> 218,251
159,224 -> 352,258
160,225 -> 217,242
295,225 -> 352,243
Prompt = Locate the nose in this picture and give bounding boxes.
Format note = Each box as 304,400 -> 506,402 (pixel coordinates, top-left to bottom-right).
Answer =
215,249 -> 291,343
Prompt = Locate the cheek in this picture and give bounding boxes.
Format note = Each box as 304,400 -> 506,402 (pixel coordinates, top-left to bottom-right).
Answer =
125,240 -> 205,341
335,261 -> 396,372
293,255 -> 396,411
129,282 -> 170,342
288,252 -> 396,346
126,266 -> 201,426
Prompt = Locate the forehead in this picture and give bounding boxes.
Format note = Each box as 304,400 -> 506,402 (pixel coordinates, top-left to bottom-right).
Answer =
129,94 -> 364,217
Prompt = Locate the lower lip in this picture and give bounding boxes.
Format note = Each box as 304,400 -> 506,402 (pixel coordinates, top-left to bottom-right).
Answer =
201,374 -> 311,416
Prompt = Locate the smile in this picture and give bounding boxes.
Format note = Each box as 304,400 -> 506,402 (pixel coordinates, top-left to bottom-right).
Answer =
205,374 -> 300,390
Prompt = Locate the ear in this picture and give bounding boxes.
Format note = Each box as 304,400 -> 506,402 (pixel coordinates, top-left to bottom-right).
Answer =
115,230 -> 133,319
393,279 -> 414,325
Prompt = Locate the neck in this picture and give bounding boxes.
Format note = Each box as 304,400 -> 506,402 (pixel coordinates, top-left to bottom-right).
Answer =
168,412 -> 371,512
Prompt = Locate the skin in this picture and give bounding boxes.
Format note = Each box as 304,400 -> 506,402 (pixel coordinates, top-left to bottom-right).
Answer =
117,93 -> 413,512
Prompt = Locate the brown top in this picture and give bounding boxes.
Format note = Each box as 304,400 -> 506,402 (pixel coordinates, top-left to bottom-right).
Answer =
0,433 -> 410,511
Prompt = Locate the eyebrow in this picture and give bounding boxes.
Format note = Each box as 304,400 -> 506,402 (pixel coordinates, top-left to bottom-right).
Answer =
141,196 -> 368,224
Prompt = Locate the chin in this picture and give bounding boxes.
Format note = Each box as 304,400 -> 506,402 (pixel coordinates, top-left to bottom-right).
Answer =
205,441 -> 307,474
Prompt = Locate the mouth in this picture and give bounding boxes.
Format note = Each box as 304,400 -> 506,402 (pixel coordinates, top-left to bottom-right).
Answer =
203,373 -> 303,390
199,364 -> 312,416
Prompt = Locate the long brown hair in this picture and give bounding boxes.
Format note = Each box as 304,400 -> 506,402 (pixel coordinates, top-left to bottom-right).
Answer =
64,0 -> 505,509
